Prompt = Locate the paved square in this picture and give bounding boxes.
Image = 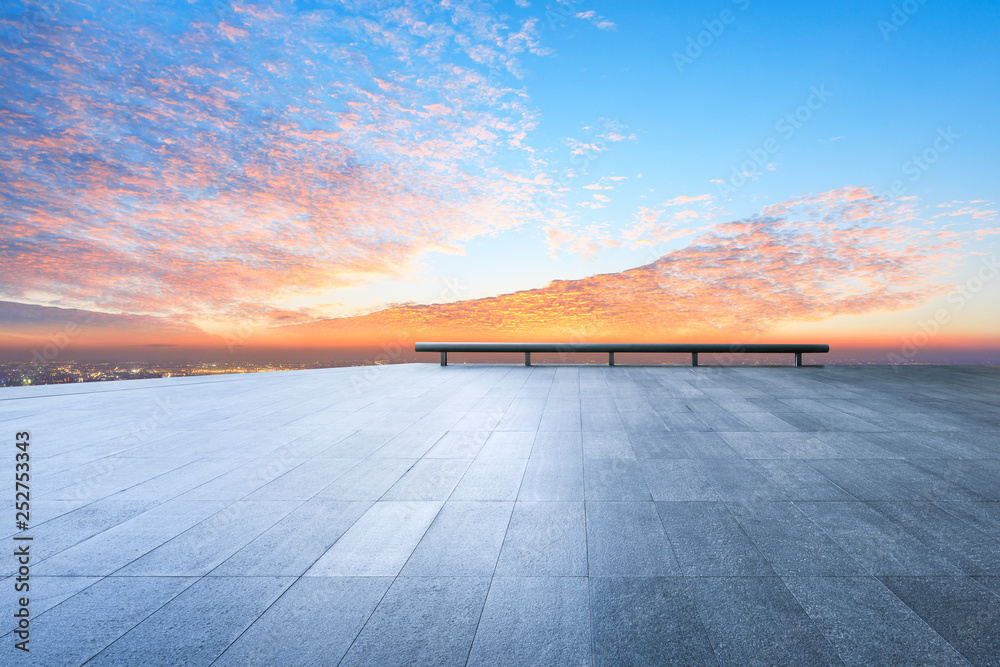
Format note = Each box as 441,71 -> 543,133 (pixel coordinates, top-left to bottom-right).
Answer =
2,363 -> 998,665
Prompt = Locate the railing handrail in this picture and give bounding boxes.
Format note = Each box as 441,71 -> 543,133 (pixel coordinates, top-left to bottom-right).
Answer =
415,342 -> 830,367
416,342 -> 828,353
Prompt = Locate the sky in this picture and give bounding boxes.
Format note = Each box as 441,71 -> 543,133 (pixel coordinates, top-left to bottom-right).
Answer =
1,0 -> 998,364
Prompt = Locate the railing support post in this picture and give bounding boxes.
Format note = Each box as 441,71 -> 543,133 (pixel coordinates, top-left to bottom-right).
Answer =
441,351 -> 447,366
795,352 -> 802,367
692,352 -> 698,366
525,351 -> 531,366
609,352 -> 614,367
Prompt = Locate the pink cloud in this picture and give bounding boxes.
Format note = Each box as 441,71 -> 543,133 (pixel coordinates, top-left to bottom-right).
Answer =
662,193 -> 714,207
273,188 -> 961,344
0,0 -> 552,323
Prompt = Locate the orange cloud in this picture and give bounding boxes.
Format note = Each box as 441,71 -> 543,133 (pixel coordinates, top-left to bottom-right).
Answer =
261,187 -> 962,346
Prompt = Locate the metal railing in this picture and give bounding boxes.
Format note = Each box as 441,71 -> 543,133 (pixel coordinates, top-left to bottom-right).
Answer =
414,342 -> 830,367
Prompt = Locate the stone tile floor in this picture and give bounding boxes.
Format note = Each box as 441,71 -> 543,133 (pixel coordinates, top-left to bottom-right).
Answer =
1,363 -> 998,665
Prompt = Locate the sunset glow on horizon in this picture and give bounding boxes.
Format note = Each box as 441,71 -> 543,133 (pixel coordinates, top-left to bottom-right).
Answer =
2,0 -> 998,364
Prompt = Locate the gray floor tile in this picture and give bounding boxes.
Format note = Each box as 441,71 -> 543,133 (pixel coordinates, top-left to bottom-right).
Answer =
518,457 -> 584,501
467,577 -> 591,666
686,576 -> 843,666
8,364 -> 1000,664
211,499 -> 373,576
749,459 -> 856,501
452,410 -> 504,431
582,397 -> 617,412
807,459 -> 927,501
341,576 -> 490,666
380,458 -> 472,500
678,432 -> 742,458
115,500 -> 300,576
450,458 -> 528,501
538,411 -> 582,431
545,397 -> 582,412
530,430 -> 583,458
478,431 -> 535,458
811,433 -> 900,459
0,575 -> 99,618
934,501 -> 1000,542
619,410 -> 670,436
973,576 -> 1000,597
495,502 -> 588,576
728,502 -> 867,576
402,501 -> 513,576
243,457 -> 359,500
694,410 -> 754,432
698,458 -> 789,502
862,459 -> 986,501
321,430 -> 397,458
424,430 -> 490,458
867,501 -> 1000,576
285,429 -> 356,457
641,459 -> 720,501
628,433 -> 689,459
7,576 -> 197,665
881,575 -> 1000,666
590,577 -> 717,666
585,458 -> 651,500
783,576 -> 968,666
14,499 -> 159,564
213,577 -> 392,666
306,500 -> 442,576
33,499 -> 231,576
738,411 -> 805,432
656,501 -> 774,576
586,501 -> 679,576
172,457 -> 310,501
106,458 -> 245,501
656,410 -> 713,432
87,576 -> 293,666
910,460 -> 1000,500
583,411 -> 626,432
314,457 -> 417,500
371,428 -> 446,458
495,406 -> 544,431
583,432 -> 636,459
796,501 -> 964,576
719,431 -> 799,458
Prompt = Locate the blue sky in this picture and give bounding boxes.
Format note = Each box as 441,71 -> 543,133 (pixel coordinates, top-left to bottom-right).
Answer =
359,0 -> 999,306
1,0 -> 997,353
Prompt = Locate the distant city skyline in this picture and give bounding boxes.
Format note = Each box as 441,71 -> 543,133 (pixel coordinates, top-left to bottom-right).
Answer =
2,0 -> 998,365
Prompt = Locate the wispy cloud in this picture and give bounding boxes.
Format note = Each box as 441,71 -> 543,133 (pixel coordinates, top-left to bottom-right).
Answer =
574,9 -> 616,31
281,187 -> 967,343
621,193 -> 720,248
0,0 -> 551,323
